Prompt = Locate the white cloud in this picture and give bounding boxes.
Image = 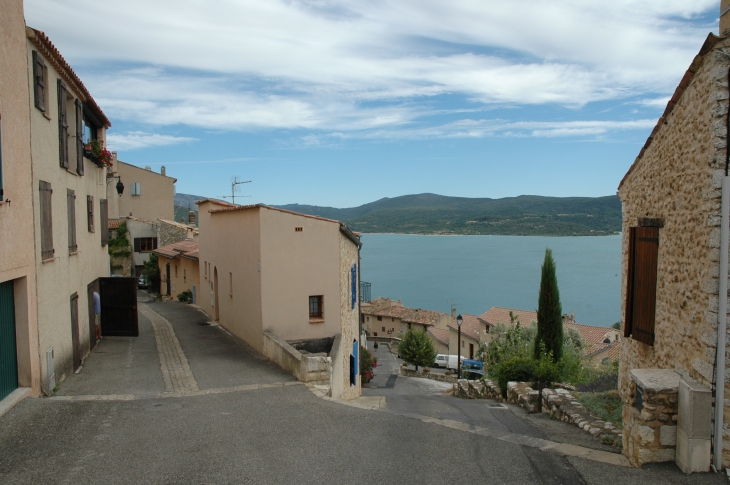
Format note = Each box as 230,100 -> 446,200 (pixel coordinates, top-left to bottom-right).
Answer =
24,0 -> 717,135
106,131 -> 196,150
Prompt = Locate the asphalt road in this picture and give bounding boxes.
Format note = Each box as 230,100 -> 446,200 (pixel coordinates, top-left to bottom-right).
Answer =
0,303 -> 726,484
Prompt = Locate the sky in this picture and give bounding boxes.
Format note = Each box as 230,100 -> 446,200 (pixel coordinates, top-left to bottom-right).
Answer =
24,0 -> 720,208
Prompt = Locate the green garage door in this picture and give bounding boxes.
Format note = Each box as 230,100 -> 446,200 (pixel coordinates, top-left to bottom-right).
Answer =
0,281 -> 18,401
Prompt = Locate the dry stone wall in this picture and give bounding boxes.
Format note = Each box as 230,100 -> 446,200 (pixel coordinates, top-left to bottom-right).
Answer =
618,37 -> 730,466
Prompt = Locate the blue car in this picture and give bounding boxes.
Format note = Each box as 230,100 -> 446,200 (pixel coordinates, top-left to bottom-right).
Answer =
461,359 -> 485,379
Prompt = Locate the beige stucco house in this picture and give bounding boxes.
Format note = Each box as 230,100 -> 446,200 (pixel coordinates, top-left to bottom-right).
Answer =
196,200 -> 362,400
447,314 -> 490,360
25,27 -> 112,394
107,160 -> 176,222
154,239 -> 200,302
427,327 -> 449,355
0,0 -> 41,405
616,5 -> 730,470
362,297 -> 451,337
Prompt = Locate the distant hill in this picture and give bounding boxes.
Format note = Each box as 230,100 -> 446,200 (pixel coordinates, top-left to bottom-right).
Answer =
276,193 -> 622,236
173,193 -> 216,227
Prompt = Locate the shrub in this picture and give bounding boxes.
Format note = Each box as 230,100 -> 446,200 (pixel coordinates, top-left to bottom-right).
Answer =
490,356 -> 535,396
177,290 -> 192,303
532,343 -> 562,386
360,346 -> 375,383
535,248 -> 563,363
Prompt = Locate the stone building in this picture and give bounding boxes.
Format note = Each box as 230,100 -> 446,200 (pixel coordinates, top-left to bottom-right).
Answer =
157,218 -> 198,248
361,297 -> 451,337
196,200 -> 362,400
617,5 -> 730,470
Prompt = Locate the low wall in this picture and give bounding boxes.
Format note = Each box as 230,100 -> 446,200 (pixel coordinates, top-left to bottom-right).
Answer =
400,367 -> 457,383
262,331 -> 331,384
454,379 -> 621,441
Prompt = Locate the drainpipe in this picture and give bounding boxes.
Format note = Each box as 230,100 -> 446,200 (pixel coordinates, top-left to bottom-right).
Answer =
714,67 -> 730,471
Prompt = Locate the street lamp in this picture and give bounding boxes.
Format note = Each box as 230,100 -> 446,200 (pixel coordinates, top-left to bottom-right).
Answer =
457,314 -> 463,379
107,175 -> 124,196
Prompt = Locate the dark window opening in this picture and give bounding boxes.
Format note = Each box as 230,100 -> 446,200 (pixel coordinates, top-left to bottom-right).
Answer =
134,237 -> 157,253
309,295 -> 323,320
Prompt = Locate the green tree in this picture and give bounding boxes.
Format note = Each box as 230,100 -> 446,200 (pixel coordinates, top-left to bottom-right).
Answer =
399,328 -> 437,371
142,253 -> 161,294
535,248 -> 563,363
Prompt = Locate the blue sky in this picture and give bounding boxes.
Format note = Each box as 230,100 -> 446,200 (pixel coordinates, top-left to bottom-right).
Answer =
25,0 -> 719,207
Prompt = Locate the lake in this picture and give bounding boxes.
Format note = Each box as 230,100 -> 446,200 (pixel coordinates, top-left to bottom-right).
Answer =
359,234 -> 622,327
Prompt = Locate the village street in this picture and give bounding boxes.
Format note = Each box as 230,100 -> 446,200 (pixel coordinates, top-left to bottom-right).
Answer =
0,299 -> 725,485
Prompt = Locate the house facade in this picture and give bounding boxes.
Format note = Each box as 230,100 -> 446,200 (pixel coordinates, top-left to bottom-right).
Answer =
196,200 -> 361,399
447,314 -> 490,360
616,9 -> 730,468
107,160 -> 176,222
154,239 -> 199,301
0,0 -> 41,403
26,27 -> 112,394
362,297 -> 451,337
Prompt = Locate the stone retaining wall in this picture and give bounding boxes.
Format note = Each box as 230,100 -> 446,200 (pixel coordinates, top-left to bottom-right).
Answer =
262,331 -> 331,385
400,367 -> 457,383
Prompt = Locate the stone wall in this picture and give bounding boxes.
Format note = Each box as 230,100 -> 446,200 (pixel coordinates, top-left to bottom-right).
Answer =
262,331 -> 331,384
157,219 -> 196,248
400,366 -> 457,383
332,231 -> 361,400
617,36 -> 730,466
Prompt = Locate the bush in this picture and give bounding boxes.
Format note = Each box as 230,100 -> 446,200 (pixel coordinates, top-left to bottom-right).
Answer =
177,290 -> 192,303
360,346 -> 375,383
490,356 -> 535,396
142,253 -> 161,294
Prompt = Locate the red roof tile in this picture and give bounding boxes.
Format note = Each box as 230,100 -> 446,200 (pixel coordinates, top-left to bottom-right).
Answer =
479,307 -> 537,327
447,314 -> 488,341
427,327 -> 450,346
153,239 -> 199,261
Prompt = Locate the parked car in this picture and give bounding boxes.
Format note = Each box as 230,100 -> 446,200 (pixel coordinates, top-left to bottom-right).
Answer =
433,354 -> 449,368
446,355 -> 466,370
138,274 -> 149,289
461,359 -> 485,379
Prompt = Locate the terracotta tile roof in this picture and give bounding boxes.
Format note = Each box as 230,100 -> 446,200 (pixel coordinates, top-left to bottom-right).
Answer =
26,27 -> 110,128
108,218 -> 125,230
374,305 -> 449,326
428,327 -> 450,346
158,219 -> 195,229
479,307 -> 538,327
618,33 -> 722,190
447,314 -> 487,341
153,239 -> 199,261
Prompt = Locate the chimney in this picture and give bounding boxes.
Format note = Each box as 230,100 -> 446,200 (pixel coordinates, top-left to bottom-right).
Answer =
722,0 -> 730,35
188,210 -> 196,226
451,308 -> 456,319
161,166 -> 166,176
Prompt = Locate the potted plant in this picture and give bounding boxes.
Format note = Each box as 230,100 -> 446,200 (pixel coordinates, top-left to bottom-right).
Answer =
87,139 -> 113,168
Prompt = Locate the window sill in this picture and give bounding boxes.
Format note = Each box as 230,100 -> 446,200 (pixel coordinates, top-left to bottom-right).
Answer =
309,318 -> 324,324
42,111 -> 51,121
69,250 -> 78,256
42,257 -> 56,264
65,168 -> 78,176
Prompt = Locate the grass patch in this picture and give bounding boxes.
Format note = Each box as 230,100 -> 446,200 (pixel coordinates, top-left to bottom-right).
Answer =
573,390 -> 622,428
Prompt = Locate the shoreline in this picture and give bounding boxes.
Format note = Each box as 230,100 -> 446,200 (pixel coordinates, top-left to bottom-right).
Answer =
357,232 -> 622,237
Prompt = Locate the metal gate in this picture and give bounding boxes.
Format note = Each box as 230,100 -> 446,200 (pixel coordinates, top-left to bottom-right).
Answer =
99,277 -> 139,337
0,281 -> 18,401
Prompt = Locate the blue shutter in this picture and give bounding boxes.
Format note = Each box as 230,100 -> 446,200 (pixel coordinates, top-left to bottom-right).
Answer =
351,264 -> 357,310
350,339 -> 359,385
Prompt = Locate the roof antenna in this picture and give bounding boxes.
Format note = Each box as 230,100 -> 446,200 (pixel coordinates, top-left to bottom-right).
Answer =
218,177 -> 252,205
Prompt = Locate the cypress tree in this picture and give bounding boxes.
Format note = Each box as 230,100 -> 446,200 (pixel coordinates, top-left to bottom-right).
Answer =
535,248 -> 563,363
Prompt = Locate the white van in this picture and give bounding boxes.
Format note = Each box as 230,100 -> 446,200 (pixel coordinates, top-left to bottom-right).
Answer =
446,355 -> 465,370
433,354 -> 448,368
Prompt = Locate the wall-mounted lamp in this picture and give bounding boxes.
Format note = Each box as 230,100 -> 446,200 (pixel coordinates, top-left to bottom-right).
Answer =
107,175 -> 124,196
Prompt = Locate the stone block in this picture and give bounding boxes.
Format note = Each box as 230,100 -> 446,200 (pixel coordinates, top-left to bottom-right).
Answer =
676,427 -> 711,474
677,374 -> 713,439
630,369 -> 680,393
693,358 -> 714,382
638,447 -> 676,465
639,425 -> 656,445
660,425 -> 677,446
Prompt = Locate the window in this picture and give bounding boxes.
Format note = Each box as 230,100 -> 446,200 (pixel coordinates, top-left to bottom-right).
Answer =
32,51 -> 47,112
309,295 -> 323,321
134,237 -> 157,253
377,316 -> 382,321
624,224 -> 660,346
382,327 -> 385,332
100,199 -> 108,246
39,181 -> 54,260
295,227 -> 303,232
57,80 -> 69,169
130,183 -> 141,196
87,196 -> 94,232
184,269 -> 187,283
67,189 -> 77,253
175,265 -> 178,277
82,115 -> 98,145
74,100 -> 84,175
229,272 -> 232,296
462,340 -> 465,348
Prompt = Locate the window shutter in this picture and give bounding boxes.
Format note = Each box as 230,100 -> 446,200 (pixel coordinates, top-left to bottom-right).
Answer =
134,238 -> 141,252
67,189 -> 77,253
153,238 -> 158,250
75,99 -> 84,175
0,114 -> 3,200
625,226 -> 659,346
39,181 -> 54,260
100,199 -> 109,246
57,80 -> 69,168
87,196 -> 94,233
32,51 -> 45,112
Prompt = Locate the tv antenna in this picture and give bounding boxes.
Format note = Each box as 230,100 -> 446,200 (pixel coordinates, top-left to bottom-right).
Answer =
219,177 -> 251,205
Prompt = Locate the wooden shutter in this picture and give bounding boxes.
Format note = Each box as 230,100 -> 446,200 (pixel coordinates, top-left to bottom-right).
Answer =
67,189 -> 77,253
75,99 -> 84,175
87,196 -> 94,233
0,114 -> 3,200
134,238 -> 141,252
39,181 -> 54,260
100,199 -> 109,246
624,226 -> 659,346
32,51 -> 45,112
57,80 -> 69,168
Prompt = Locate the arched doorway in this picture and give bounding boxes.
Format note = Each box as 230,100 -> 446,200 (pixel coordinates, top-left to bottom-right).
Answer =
213,267 -> 219,321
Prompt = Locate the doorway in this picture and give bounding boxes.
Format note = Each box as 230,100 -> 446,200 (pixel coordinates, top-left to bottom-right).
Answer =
469,343 -> 474,360
0,281 -> 18,401
87,280 -> 99,353
213,267 -> 219,321
166,263 -> 171,296
70,293 -> 81,371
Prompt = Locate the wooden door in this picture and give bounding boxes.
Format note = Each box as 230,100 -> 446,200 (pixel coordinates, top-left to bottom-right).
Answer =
99,277 -> 138,337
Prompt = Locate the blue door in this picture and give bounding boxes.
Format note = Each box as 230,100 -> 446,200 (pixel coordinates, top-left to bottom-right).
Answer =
0,281 -> 18,401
